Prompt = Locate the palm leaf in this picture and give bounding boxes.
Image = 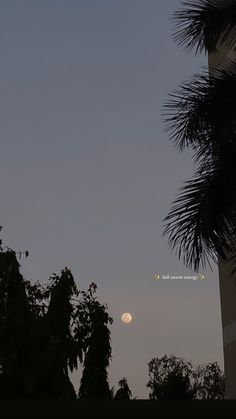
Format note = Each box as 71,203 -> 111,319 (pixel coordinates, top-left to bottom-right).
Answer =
163,60 -> 236,163
163,164 -> 236,271
163,70 -> 212,152
173,0 -> 236,53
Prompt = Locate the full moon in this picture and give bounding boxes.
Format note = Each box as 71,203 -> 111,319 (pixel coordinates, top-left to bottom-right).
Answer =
121,312 -> 133,324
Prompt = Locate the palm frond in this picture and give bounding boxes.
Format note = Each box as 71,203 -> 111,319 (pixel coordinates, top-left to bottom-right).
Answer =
163,165 -> 236,272
163,70 -> 212,152
173,0 -> 236,54
163,60 -> 236,162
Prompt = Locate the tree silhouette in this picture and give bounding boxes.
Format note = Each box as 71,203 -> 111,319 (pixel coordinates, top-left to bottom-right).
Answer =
163,1 -> 236,272
34,268 -> 80,399
0,248 -> 35,398
114,378 -> 132,400
162,0 -> 236,399
147,355 -> 194,400
147,355 -> 225,400
193,362 -> 225,399
77,283 -> 113,400
0,233 -> 113,399
173,0 -> 236,54
0,256 -> 82,399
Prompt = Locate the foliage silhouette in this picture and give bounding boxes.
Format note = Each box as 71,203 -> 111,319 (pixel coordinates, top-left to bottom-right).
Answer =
34,268 -> 80,399
0,248 -> 35,398
0,234 -> 113,399
77,284 -> 113,400
114,378 -> 132,400
173,0 -> 236,54
147,355 -> 225,400
163,0 -> 236,272
192,362 -> 225,399
147,355 -> 195,400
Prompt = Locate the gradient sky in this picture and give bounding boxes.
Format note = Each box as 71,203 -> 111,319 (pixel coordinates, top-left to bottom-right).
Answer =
0,0 -> 224,398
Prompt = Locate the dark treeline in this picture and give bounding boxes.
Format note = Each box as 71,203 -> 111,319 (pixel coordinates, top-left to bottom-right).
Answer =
0,231 -> 225,400
147,355 -> 225,400
0,229 -> 114,399
0,230 -> 133,400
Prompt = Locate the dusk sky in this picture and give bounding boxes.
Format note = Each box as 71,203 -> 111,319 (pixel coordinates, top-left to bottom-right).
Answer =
0,0 -> 224,398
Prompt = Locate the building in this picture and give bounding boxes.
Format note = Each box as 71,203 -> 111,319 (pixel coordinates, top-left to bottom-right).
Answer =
209,44 -> 236,399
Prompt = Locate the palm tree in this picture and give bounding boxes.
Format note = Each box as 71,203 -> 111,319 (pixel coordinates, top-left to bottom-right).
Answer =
163,0 -> 236,273
173,0 -> 236,55
163,0 -> 236,399
163,60 -> 236,272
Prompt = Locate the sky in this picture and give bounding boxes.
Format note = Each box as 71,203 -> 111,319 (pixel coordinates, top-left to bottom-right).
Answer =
0,0 -> 224,398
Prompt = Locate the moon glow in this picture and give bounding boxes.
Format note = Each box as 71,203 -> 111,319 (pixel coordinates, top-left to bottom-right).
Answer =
121,312 -> 132,324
